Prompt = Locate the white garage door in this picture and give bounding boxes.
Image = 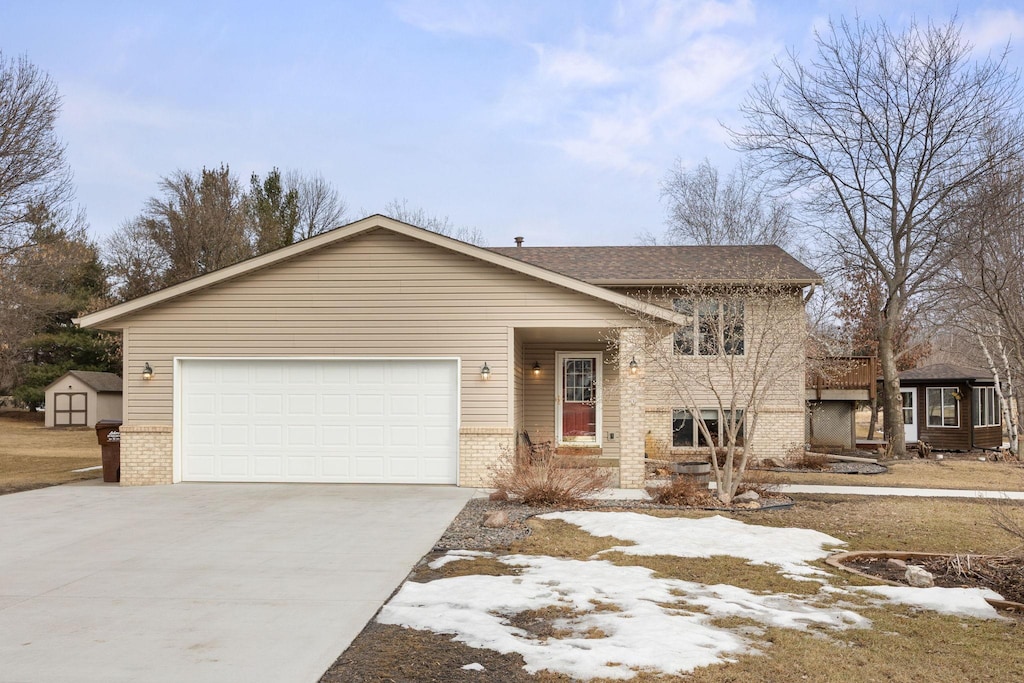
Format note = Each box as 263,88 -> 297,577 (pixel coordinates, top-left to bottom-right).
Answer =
179,358 -> 459,484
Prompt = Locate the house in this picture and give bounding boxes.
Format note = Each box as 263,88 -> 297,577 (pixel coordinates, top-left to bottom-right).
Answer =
77,215 -> 820,488
898,363 -> 1002,451
43,370 -> 123,428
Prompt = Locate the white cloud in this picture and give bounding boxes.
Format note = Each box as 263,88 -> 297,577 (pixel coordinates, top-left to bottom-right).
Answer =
390,0 -> 521,38
963,8 -> 1024,56
495,1 -> 769,174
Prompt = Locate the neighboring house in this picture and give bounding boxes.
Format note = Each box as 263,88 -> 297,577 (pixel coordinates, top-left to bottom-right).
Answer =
44,371 -> 123,428
898,364 -> 1002,451
77,215 -> 820,488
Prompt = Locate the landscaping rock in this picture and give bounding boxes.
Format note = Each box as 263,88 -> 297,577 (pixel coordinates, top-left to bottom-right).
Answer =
905,565 -> 935,588
734,501 -> 761,510
887,558 -> 907,569
482,510 -> 510,528
488,489 -> 509,502
733,490 -> 760,503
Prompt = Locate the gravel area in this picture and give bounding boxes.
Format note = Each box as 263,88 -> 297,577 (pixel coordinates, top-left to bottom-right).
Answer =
434,493 -> 796,551
767,462 -> 888,475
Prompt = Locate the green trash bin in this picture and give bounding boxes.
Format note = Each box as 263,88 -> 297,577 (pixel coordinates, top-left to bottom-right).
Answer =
95,420 -> 122,482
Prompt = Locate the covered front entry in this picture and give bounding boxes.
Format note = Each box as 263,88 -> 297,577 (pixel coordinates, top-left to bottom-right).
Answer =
555,351 -> 602,446
177,358 -> 459,483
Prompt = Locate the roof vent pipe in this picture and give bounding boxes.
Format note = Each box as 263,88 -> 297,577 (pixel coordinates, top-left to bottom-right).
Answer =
514,236 -> 524,247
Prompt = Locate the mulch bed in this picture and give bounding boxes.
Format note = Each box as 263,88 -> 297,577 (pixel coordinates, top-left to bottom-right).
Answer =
840,553 -> 1024,605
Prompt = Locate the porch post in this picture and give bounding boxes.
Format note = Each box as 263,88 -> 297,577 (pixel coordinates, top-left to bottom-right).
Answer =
618,327 -> 645,488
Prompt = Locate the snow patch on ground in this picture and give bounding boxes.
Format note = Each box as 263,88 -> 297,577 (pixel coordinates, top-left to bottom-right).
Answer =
461,662 -> 486,671
380,554 -> 867,680
542,511 -> 844,578
856,585 -> 1004,619
380,512 -> 1007,680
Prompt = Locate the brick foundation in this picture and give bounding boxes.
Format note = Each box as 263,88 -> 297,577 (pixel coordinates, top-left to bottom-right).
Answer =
458,426 -> 515,487
120,425 -> 173,486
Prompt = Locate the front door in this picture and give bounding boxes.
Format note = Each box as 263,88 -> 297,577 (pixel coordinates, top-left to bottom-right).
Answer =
555,352 -> 602,446
901,388 -> 918,443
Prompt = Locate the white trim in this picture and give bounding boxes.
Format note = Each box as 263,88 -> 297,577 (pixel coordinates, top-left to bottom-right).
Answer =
554,351 -> 603,447
172,355 -> 462,485
900,387 -> 918,443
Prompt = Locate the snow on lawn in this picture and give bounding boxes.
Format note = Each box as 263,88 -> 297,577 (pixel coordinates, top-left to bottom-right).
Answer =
543,511 -> 843,579
856,585 -> 1003,619
379,511 -> 1005,680
379,553 -> 867,680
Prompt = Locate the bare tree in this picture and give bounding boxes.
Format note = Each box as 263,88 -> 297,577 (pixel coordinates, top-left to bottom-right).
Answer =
285,170 -> 348,240
626,276 -> 810,504
659,158 -> 794,248
0,52 -> 73,260
104,218 -> 168,302
384,198 -> 485,245
139,165 -> 253,285
944,161 -> 1024,455
733,16 -> 1024,457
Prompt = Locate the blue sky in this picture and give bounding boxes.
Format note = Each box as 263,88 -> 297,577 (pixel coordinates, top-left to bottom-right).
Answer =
3,1 -> 1023,247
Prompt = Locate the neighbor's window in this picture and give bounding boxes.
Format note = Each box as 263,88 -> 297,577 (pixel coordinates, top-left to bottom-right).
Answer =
926,387 -> 959,428
973,386 -> 1001,427
672,299 -> 744,356
672,408 -> 745,447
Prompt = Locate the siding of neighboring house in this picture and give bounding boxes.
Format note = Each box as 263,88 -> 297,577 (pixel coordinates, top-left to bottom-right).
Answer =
113,228 -> 636,428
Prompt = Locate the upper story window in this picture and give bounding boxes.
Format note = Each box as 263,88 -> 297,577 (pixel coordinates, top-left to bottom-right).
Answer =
926,387 -> 959,428
673,299 -> 744,356
973,386 -> 1001,427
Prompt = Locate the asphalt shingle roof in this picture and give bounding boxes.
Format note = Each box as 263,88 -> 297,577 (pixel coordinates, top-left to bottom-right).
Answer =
67,371 -> 123,393
899,363 -> 992,383
488,245 -> 821,285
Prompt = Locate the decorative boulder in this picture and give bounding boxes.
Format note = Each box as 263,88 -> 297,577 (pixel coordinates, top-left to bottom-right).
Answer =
905,565 -> 935,588
887,558 -> 907,569
733,490 -> 761,504
483,510 -> 510,528
488,489 -> 509,502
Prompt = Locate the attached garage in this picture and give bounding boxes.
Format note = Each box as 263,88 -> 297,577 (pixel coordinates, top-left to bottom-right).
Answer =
177,358 -> 459,484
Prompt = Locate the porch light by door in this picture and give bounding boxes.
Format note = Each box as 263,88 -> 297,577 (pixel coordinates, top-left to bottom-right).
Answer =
532,361 -> 541,376
480,362 -> 491,380
628,356 -> 639,375
142,362 -> 154,380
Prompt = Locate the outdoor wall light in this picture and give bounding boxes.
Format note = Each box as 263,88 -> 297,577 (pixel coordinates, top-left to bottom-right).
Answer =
628,356 -> 639,375
481,362 -> 491,380
142,362 -> 154,380
532,361 -> 541,376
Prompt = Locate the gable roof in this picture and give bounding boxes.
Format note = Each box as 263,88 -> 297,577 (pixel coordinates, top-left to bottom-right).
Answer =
899,363 -> 993,383
488,245 -> 822,286
77,215 -> 685,329
45,371 -> 122,393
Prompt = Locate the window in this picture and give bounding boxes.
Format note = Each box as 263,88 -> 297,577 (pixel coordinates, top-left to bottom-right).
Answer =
926,387 -> 959,428
672,299 -> 744,356
900,390 -> 914,426
973,387 -> 1001,427
672,408 -> 744,447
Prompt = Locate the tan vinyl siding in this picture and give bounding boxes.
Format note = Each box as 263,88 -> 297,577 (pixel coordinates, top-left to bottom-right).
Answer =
117,229 -> 636,426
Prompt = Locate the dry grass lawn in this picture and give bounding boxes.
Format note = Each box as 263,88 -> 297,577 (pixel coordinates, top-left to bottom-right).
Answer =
0,410 -> 102,494
760,458 -> 1024,491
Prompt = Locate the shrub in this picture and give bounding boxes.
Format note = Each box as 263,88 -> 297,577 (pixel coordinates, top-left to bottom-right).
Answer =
794,451 -> 831,471
736,467 -> 782,498
647,475 -> 716,507
490,445 -> 610,507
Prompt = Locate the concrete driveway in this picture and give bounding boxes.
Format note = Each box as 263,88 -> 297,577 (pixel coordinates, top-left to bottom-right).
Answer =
0,480 -> 476,683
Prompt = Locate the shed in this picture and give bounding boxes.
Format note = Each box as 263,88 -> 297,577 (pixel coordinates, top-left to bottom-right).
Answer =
898,364 -> 1002,451
44,371 -> 123,428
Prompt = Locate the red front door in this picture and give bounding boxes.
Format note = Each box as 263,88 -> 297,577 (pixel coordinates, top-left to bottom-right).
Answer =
560,356 -> 598,442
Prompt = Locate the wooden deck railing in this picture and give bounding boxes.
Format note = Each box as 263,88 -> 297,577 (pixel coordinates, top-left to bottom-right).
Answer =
807,356 -> 877,400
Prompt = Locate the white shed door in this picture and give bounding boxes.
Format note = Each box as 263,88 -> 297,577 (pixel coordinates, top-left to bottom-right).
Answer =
179,359 -> 458,484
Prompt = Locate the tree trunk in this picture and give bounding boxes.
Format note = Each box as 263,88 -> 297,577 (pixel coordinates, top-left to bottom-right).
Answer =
866,392 -> 878,439
878,320 -> 907,458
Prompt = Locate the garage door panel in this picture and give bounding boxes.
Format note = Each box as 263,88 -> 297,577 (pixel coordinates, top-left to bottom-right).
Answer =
181,359 -> 458,483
